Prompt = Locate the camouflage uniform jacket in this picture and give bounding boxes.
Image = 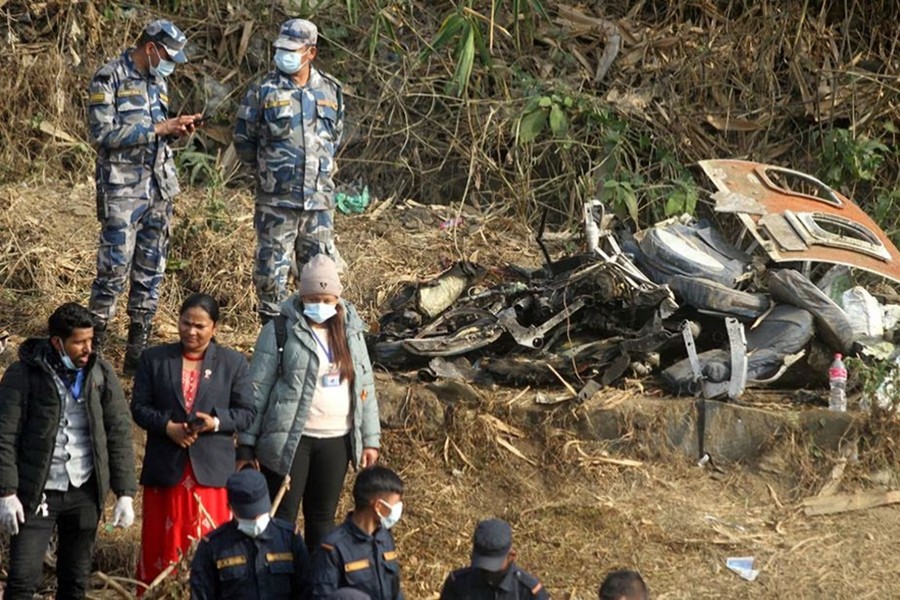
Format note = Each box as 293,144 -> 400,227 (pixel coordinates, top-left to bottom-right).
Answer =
233,66 -> 344,210
87,49 -> 180,202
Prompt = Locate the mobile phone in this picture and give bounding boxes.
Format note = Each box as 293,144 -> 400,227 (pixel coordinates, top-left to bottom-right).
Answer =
187,416 -> 205,433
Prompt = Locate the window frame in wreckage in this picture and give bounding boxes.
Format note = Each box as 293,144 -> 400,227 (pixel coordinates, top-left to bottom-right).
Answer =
698,159 -> 900,284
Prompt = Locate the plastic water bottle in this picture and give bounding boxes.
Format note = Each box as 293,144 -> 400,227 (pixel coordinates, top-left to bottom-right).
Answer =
828,353 -> 848,412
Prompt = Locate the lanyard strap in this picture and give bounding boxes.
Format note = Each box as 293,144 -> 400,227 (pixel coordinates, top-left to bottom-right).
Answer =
310,330 -> 334,363
70,370 -> 85,400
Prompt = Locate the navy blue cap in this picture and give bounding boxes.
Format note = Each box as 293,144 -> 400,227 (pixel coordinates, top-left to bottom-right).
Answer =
144,19 -> 187,63
226,470 -> 271,519
471,519 -> 512,571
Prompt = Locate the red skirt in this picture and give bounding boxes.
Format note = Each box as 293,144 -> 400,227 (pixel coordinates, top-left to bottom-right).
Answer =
136,461 -> 231,587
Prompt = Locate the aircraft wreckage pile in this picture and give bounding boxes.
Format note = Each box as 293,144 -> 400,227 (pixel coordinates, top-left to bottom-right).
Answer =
371,160 -> 900,403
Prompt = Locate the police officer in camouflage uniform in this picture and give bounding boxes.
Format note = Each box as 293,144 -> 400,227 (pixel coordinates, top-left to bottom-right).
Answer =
234,19 -> 344,324
439,519 -> 549,600
87,20 -> 202,372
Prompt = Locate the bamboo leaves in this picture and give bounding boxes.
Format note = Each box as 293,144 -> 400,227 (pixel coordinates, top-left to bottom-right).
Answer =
425,9 -> 492,96
456,22 -> 476,95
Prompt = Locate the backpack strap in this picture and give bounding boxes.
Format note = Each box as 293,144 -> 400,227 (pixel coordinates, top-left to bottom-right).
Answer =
273,315 -> 288,378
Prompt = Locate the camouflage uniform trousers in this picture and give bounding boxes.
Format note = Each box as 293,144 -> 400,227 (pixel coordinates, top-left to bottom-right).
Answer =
254,204 -> 343,318
89,189 -> 172,326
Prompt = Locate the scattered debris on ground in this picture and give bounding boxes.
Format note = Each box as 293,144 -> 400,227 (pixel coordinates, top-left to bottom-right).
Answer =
371,161 -> 900,408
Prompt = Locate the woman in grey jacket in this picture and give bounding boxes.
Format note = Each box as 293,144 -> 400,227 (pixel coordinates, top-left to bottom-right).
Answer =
237,254 -> 380,551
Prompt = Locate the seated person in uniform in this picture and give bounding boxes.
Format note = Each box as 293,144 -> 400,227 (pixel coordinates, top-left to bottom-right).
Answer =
439,518 -> 548,599
311,466 -> 404,600
598,570 -> 648,600
190,469 -> 310,599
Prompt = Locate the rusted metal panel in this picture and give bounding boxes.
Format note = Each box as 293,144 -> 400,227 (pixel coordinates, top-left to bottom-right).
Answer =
699,159 -> 900,285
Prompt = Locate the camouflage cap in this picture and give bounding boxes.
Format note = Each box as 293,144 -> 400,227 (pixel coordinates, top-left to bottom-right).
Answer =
274,19 -> 317,50
144,19 -> 187,63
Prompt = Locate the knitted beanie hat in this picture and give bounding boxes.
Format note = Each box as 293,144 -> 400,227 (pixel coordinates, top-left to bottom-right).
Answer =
299,254 -> 344,297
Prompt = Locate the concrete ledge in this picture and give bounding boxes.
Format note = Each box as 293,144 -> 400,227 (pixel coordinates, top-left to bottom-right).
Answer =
571,396 -> 860,464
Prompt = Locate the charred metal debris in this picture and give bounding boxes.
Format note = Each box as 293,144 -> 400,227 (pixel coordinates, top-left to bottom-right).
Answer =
371,161 -> 900,401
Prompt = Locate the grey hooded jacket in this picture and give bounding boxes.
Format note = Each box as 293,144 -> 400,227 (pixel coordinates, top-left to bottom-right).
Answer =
238,296 -> 380,473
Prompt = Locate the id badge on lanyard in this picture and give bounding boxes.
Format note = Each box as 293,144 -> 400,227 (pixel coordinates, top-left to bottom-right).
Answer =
322,367 -> 342,387
312,330 -> 341,387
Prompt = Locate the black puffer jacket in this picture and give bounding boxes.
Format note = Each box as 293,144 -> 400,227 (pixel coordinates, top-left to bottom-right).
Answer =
0,338 -> 137,513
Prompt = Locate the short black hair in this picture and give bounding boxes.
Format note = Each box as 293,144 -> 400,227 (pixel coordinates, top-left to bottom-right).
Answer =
352,466 -> 403,508
180,293 -> 221,323
48,303 -> 95,340
599,570 -> 648,600
136,31 -> 154,48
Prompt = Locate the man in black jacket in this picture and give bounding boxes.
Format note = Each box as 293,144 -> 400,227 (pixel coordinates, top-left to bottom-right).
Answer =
439,519 -> 548,600
0,302 -> 137,600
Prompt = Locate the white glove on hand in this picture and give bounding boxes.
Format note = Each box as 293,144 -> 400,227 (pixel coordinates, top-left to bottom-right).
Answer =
0,494 -> 25,535
111,496 -> 134,529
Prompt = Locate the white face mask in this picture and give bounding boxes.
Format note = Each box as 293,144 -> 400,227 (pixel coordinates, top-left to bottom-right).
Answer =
378,499 -> 403,530
236,513 -> 270,538
303,302 -> 338,324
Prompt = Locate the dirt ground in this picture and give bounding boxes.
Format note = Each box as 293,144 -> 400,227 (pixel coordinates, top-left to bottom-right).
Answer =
2,182 -> 900,599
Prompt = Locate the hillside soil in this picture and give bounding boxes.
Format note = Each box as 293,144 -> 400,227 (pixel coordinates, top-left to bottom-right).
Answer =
1,183 -> 899,599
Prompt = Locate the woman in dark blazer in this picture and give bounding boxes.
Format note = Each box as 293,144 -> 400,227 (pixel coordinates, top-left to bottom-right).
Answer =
131,293 -> 255,588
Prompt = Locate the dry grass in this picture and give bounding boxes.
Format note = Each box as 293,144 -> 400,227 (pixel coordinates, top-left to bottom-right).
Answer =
3,183 -> 900,599
3,1 -> 899,229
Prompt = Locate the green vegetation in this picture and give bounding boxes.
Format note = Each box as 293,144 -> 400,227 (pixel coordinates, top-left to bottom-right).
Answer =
2,0 -> 898,234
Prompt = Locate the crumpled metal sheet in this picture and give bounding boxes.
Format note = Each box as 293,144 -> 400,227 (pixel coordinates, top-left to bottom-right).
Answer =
700,159 -> 900,284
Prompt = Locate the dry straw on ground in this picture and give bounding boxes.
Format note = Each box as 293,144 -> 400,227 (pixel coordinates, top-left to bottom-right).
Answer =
4,0 -> 900,597
4,182 -> 900,598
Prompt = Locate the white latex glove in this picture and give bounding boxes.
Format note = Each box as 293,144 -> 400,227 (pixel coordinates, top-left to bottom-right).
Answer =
0,494 -> 25,535
111,496 -> 134,529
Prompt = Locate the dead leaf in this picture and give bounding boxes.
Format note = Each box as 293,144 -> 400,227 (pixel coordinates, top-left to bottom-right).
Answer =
705,114 -> 767,132
495,436 -> 535,466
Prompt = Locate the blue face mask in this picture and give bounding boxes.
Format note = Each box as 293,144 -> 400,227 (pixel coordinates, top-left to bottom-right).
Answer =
236,513 -> 270,538
149,45 -> 176,78
378,500 -> 403,530
303,302 -> 337,324
274,48 -> 307,75
56,341 -> 78,371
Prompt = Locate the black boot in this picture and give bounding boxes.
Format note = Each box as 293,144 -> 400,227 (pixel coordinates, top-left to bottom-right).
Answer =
92,323 -> 108,355
123,320 -> 152,375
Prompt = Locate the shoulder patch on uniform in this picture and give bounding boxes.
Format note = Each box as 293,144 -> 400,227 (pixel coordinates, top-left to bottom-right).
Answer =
93,62 -> 116,79
216,555 -> 247,569
531,582 -> 543,595
89,92 -> 110,105
264,99 -> 291,109
319,70 -> 343,89
383,550 -> 397,561
345,558 -> 371,573
316,99 -> 339,110
321,543 -> 335,552
361,389 -> 368,402
159,93 -> 169,104
267,552 -> 293,562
